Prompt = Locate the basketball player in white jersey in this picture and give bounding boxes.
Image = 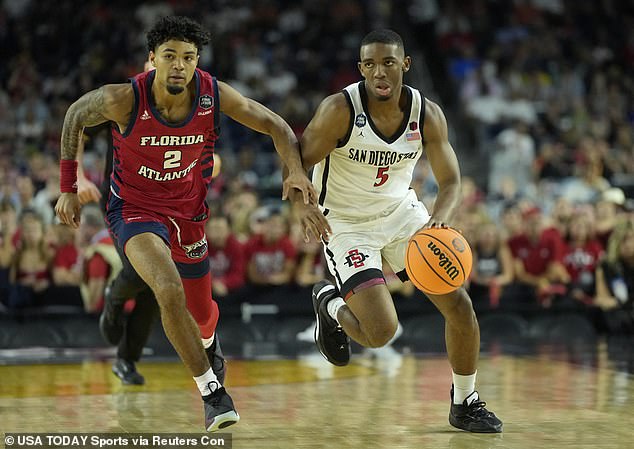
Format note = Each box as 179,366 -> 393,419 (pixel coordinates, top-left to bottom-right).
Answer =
291,30 -> 502,433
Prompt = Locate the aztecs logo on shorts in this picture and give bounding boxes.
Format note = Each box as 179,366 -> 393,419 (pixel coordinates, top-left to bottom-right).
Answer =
182,237 -> 208,259
344,249 -> 368,269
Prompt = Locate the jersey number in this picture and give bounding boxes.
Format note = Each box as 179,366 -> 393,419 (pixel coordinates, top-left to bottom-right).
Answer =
163,150 -> 182,169
374,167 -> 390,187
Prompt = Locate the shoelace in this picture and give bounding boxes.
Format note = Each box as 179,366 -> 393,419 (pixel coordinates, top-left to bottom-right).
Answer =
466,400 -> 493,418
206,387 -> 225,406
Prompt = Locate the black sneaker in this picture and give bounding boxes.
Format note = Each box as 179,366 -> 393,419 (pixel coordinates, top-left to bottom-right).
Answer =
112,358 -> 145,385
312,280 -> 350,366
205,335 -> 226,385
99,286 -> 125,346
449,387 -> 503,433
204,386 -> 240,432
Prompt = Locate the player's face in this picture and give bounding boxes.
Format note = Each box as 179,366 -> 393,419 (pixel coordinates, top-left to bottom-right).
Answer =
150,40 -> 199,95
358,43 -> 410,101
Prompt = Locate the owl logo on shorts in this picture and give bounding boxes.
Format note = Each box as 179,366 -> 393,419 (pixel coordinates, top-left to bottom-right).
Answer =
182,237 -> 208,259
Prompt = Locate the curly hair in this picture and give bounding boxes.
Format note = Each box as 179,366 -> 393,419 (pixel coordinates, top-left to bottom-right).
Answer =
146,16 -> 211,53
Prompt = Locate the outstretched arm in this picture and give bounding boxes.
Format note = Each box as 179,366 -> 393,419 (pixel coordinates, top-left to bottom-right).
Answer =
218,81 -> 315,204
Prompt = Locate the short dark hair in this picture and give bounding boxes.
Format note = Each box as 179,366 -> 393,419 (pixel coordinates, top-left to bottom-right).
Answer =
361,29 -> 404,50
146,16 -> 211,53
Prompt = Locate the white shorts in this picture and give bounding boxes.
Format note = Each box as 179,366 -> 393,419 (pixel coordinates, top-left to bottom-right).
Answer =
322,189 -> 431,298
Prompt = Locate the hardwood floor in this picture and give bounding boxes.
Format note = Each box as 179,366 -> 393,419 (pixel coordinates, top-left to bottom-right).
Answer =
1,344 -> 632,448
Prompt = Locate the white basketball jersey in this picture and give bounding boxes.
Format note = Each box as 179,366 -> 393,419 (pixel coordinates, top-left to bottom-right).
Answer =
313,81 -> 425,217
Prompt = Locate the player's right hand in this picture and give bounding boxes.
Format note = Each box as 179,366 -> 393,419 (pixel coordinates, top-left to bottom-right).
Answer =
55,193 -> 81,228
77,176 -> 102,205
293,202 -> 332,243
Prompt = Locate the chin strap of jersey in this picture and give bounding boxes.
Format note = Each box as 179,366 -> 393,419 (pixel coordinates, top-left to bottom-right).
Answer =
60,159 -> 78,193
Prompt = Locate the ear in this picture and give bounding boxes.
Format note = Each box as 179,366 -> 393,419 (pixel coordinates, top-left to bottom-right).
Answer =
403,55 -> 412,73
149,51 -> 156,67
357,61 -> 365,77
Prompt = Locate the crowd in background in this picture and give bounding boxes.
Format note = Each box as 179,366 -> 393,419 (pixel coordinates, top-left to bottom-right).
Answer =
0,1 -> 633,334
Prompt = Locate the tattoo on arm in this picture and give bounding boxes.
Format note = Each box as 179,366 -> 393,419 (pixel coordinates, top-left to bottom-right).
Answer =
60,87 -> 109,160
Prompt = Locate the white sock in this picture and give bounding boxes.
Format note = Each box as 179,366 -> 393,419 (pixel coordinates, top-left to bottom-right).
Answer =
194,367 -> 220,397
326,297 -> 346,325
452,371 -> 477,405
202,333 -> 215,349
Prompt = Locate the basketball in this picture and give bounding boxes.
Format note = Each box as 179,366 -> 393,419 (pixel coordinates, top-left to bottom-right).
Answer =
405,227 -> 472,295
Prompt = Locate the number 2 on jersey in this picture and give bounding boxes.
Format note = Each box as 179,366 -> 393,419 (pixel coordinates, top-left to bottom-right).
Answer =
374,166 -> 390,187
163,150 -> 182,169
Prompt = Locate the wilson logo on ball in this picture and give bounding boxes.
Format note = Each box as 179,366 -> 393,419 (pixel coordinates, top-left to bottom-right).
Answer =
427,241 -> 460,281
405,227 -> 473,295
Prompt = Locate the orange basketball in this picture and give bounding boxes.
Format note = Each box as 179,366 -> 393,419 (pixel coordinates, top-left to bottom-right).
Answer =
405,227 -> 472,295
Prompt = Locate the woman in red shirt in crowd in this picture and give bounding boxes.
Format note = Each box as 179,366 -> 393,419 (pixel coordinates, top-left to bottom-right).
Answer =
561,210 -> 604,305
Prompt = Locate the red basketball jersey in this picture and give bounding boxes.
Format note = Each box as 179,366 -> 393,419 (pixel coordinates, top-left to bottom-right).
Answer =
110,68 -> 219,219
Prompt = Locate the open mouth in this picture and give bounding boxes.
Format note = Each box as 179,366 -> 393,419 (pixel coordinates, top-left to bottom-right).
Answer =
375,83 -> 391,96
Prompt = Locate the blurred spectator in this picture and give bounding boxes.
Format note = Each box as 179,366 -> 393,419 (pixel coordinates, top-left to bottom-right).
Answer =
507,206 -> 569,308
31,166 -> 61,225
290,220 -> 325,288
223,189 -> 259,243
50,224 -> 80,287
489,121 -> 535,196
77,205 -> 121,313
560,157 -> 611,204
595,221 -> 634,310
595,188 -> 626,246
13,175 -> 36,216
469,222 -> 514,310
9,211 -> 52,308
245,206 -> 296,287
550,197 -> 574,236
0,200 -> 18,306
561,211 -> 604,305
206,214 -> 246,298
595,220 -> 634,332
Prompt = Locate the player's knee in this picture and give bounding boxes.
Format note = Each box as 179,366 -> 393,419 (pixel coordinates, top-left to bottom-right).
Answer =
152,280 -> 185,310
444,289 -> 477,327
365,320 -> 398,348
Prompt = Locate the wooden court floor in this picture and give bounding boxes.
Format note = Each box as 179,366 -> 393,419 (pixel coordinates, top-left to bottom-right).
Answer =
0,346 -> 633,449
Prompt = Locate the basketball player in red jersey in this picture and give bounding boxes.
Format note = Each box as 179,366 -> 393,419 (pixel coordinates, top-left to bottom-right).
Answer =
55,16 -> 316,432
292,30 -> 502,433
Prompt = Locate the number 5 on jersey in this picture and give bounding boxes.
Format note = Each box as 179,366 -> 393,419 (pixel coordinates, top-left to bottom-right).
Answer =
164,150 -> 182,169
374,166 -> 389,187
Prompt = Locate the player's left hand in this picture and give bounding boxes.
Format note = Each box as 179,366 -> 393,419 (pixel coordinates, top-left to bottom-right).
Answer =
282,170 -> 317,205
293,201 -> 332,243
